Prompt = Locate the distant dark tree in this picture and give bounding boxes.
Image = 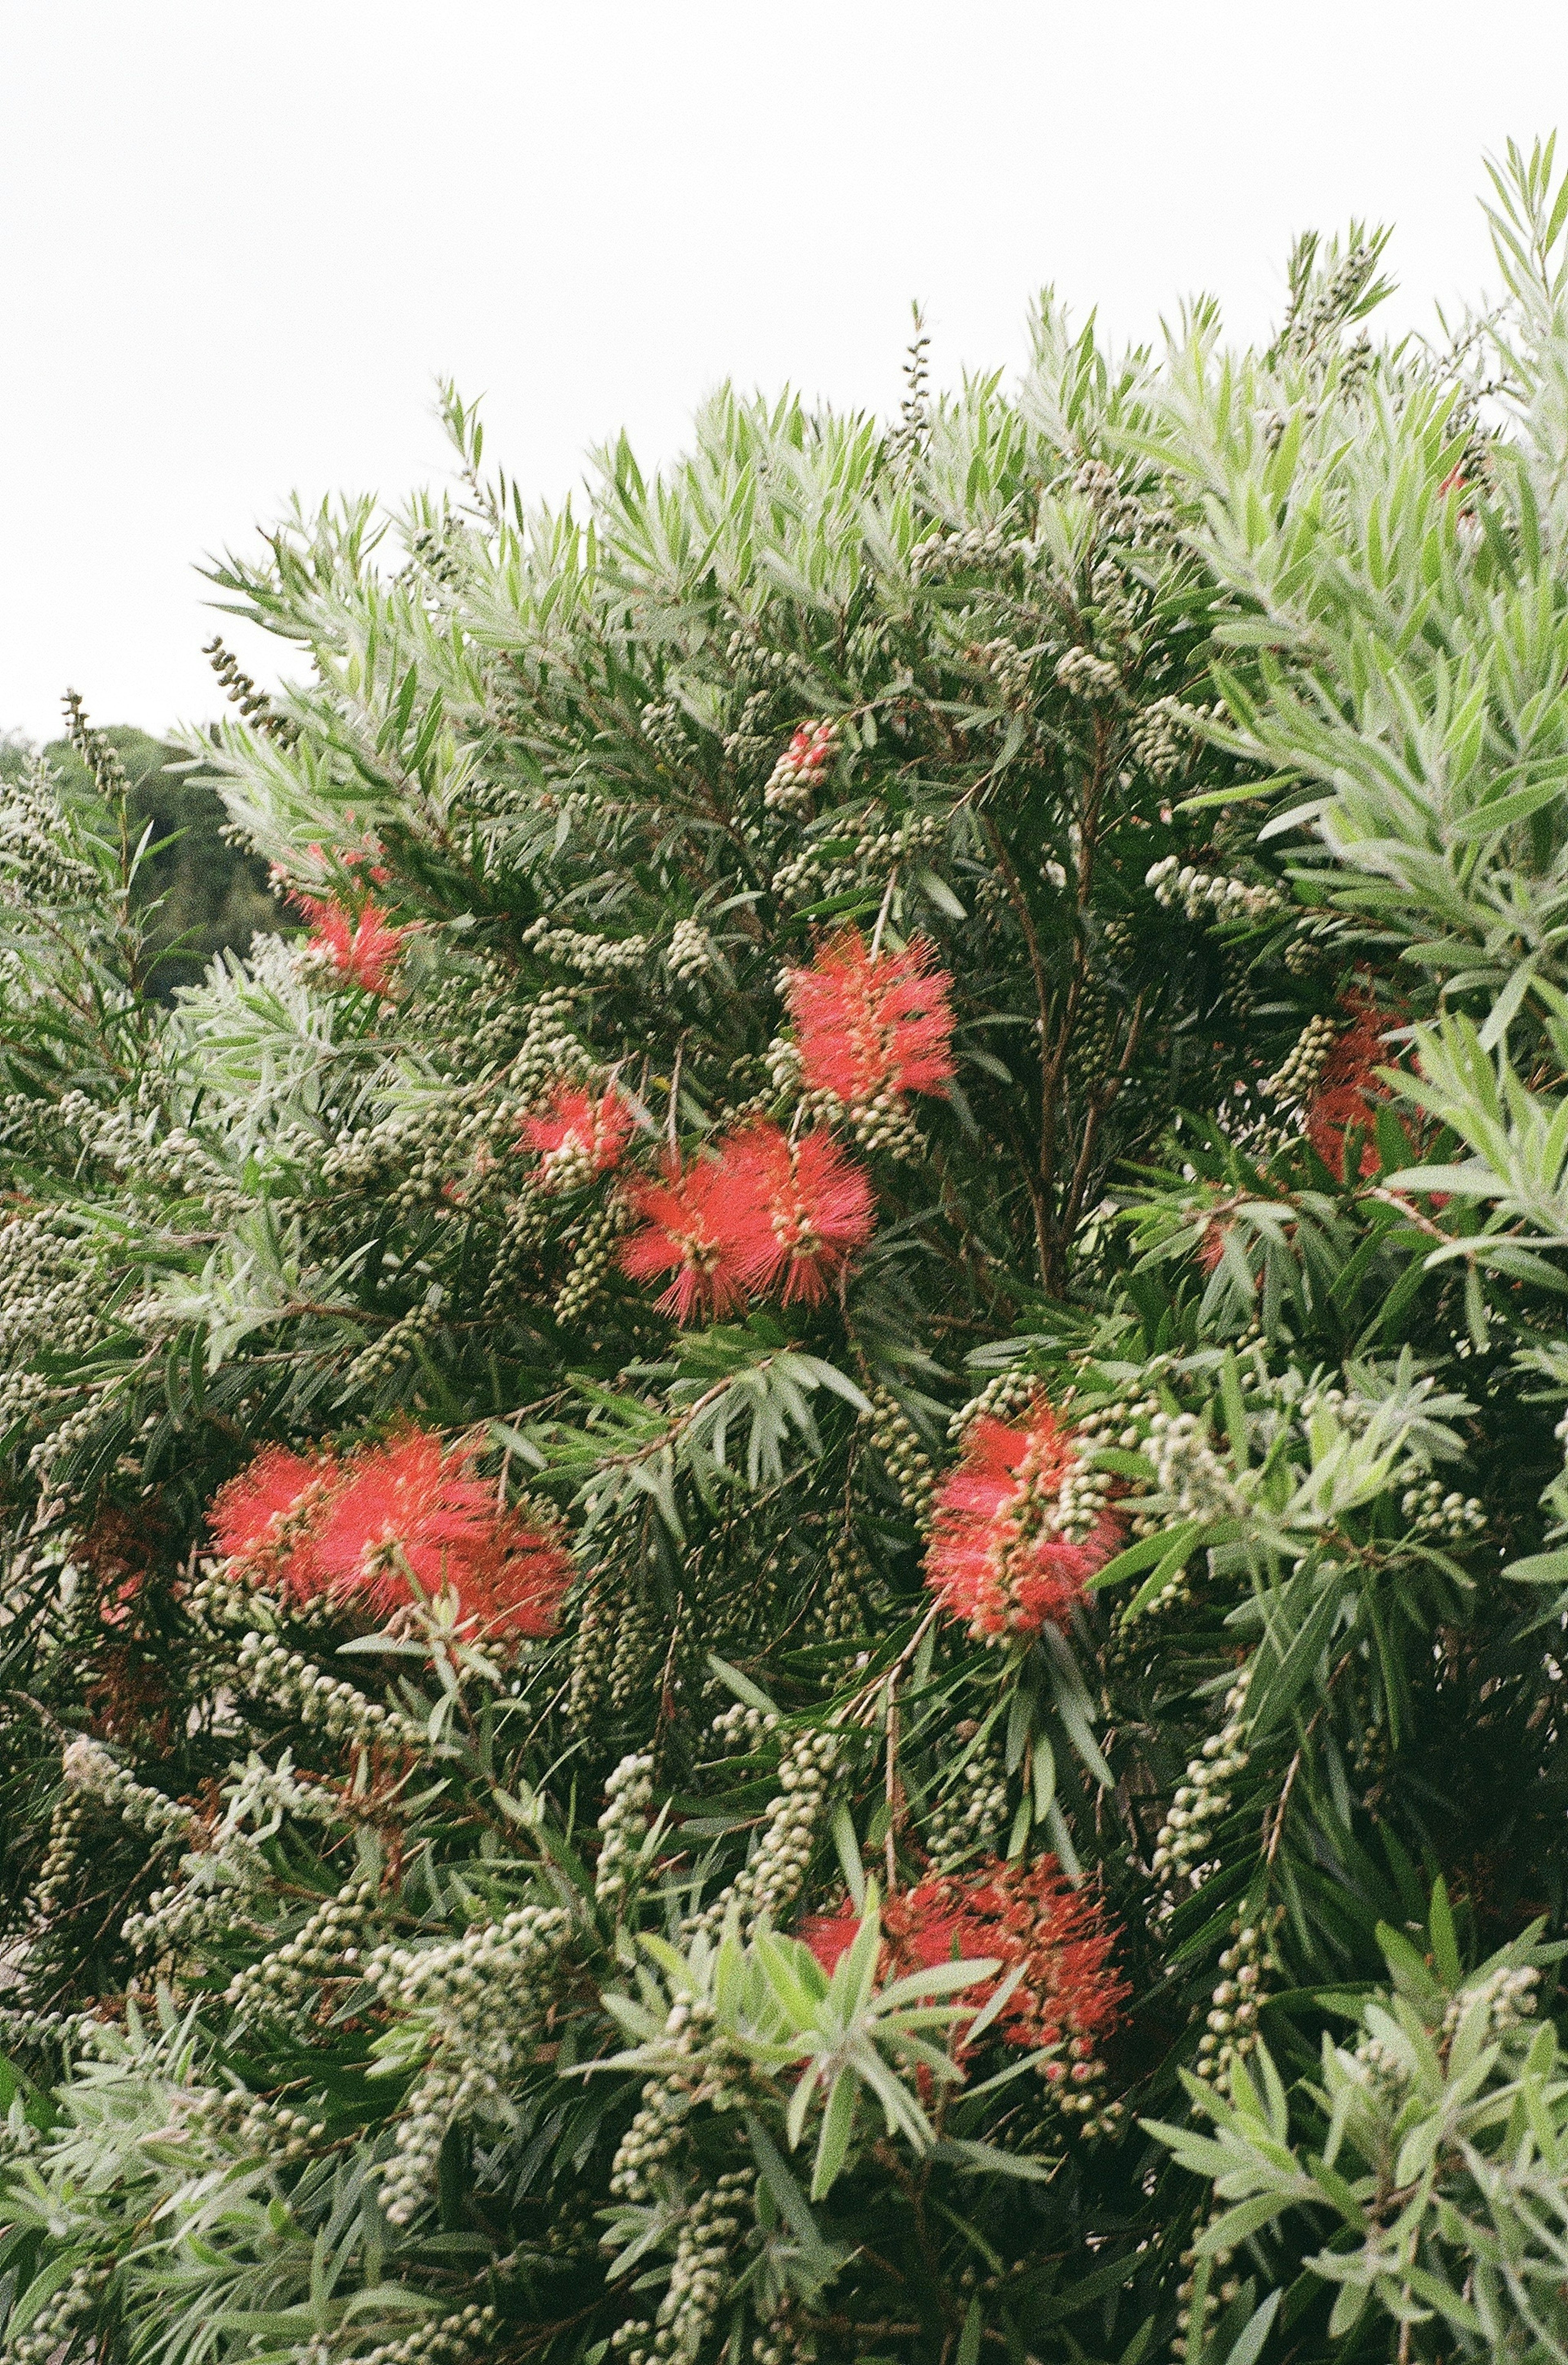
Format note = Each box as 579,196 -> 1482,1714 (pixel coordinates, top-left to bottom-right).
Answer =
0,721 -> 277,994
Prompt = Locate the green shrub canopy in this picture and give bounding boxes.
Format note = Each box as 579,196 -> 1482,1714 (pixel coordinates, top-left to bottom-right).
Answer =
6,142 -> 1568,2365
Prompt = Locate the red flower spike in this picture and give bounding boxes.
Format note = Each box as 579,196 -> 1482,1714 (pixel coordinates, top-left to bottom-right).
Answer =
208,1445 -> 343,1602
717,1122 -> 876,1304
800,1855 -> 1127,2065
522,1081 -> 637,1184
1305,996 -> 1403,1180
619,1158 -> 750,1324
308,1427 -> 571,1638
784,928 -> 955,1107
299,896 -> 408,998
925,1400 -> 1123,1644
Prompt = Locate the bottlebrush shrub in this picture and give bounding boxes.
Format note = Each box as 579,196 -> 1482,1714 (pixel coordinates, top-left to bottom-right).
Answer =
11,149 -> 1568,2365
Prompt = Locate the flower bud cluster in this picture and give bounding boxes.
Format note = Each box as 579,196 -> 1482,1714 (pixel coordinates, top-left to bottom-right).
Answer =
0,759 -> 99,906
61,1735 -> 194,1846
614,2169 -> 755,2365
709,1701 -> 779,1753
596,1752 -> 655,1908
867,1387 -> 936,1525
641,698 -> 692,767
205,632 -> 301,745
61,1095 -> 244,1214
366,1902 -> 570,2226
192,2083 -> 329,2165
722,686 -> 777,770
506,989 -> 585,1101
1400,1476 -> 1487,1543
1195,1908 -> 1282,2083
947,1369 -> 1041,1446
1144,1411 -> 1249,1523
522,916 -> 649,978
1173,2216 -> 1239,2358
1054,647 -> 1122,701
345,1295 -> 442,1394
822,1532 -> 868,1642
909,521 -> 1017,581
225,1874 -> 379,2022
762,720 -> 839,817
330,2303 -> 498,2365
0,2001 -> 119,2063
969,637 -> 1036,710
1442,1960 -> 1539,2044
1146,855 -> 1282,924
666,916 -> 716,983
1151,1675 -> 1251,1903
233,1630 -> 424,1750
1263,1011 -> 1336,1103
768,810 -> 943,913
686,1729 -> 842,1939
926,1749 -> 1009,1871
555,1193 -> 632,1327
121,1860 -> 261,1964
610,2072 -> 693,2202
5,2261 -> 109,2365
31,1790 -> 93,1921
1125,698 -> 1200,785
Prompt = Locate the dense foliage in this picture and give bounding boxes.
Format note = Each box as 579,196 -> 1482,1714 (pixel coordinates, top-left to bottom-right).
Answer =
6,141 -> 1568,2365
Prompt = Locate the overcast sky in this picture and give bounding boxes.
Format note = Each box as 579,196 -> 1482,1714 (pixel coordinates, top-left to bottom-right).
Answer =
2,1 -> 1565,744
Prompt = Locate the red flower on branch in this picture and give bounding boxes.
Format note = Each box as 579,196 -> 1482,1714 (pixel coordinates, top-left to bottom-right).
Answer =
208,1444 -> 343,1601
299,896 -> 408,997
925,1400 -> 1123,1643
619,1157 -> 751,1323
1305,995 -> 1402,1179
784,928 -> 955,1106
522,1081 -> 637,1185
800,1855 -> 1127,2074
309,1427 -> 571,1637
719,1122 -> 875,1304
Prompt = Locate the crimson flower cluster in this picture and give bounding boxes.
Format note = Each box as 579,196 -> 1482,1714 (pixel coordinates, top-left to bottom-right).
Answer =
925,1400 -> 1123,1643
298,895 -> 409,998
521,1081 -> 638,1185
207,1426 -> 572,1640
1305,993 -> 1401,1178
620,1121 -> 875,1322
785,927 -> 955,1107
802,1855 -> 1127,2073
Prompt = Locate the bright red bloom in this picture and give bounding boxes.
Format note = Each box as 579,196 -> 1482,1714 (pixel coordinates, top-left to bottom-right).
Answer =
307,1428 -> 571,1637
800,1856 -> 1127,2067
619,1158 -> 751,1324
1305,996 -> 1402,1179
522,1081 -> 637,1184
208,1444 -> 343,1602
925,1401 -> 1123,1643
718,1122 -> 875,1304
300,897 -> 408,997
784,929 -> 955,1106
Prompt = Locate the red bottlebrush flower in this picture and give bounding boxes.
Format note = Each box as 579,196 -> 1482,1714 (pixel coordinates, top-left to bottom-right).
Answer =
1305,996 -> 1402,1179
619,1158 -> 750,1324
300,896 -> 408,997
925,1400 -> 1123,1644
522,1081 -> 637,1185
801,1855 -> 1127,2070
784,928 -> 956,1106
718,1122 -> 875,1304
208,1445 -> 342,1603
309,1427 -> 571,1638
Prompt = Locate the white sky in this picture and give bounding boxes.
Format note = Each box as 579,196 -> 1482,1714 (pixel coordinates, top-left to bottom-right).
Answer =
2,0 -> 1564,744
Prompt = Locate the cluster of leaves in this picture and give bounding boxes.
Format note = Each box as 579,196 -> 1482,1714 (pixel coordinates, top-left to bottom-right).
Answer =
5,140 -> 1568,2365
